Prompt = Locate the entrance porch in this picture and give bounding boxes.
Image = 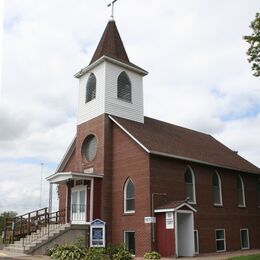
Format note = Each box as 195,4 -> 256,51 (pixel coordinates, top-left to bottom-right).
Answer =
155,200 -> 197,258
47,171 -> 103,225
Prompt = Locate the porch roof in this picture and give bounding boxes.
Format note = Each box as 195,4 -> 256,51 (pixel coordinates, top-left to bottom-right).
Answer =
154,200 -> 197,213
46,171 -> 103,184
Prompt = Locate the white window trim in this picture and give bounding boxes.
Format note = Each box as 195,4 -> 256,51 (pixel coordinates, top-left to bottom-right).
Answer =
185,166 -> 197,204
85,73 -> 96,103
117,71 -> 132,103
124,230 -> 135,256
240,228 -> 250,250
213,171 -> 223,206
238,175 -> 246,208
215,229 -> 226,252
124,178 -> 135,214
194,230 -> 199,254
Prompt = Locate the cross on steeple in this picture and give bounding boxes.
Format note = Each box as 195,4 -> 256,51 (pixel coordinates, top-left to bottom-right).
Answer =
107,0 -> 118,20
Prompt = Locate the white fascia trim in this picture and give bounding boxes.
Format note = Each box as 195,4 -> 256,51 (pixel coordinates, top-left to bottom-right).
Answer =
74,56 -> 148,78
109,115 -> 150,153
154,202 -> 197,213
47,171 -> 104,184
150,150 -> 259,175
56,136 -> 76,173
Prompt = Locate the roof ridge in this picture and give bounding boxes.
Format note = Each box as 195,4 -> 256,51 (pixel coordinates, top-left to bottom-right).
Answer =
144,116 -> 211,137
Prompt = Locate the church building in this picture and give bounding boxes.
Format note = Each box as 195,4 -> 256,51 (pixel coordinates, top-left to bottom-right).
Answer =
47,17 -> 260,257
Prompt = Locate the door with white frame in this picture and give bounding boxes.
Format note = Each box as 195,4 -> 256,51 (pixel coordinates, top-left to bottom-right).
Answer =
71,185 -> 87,224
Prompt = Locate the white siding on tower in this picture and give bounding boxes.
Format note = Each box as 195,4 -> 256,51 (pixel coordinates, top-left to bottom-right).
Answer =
77,60 -> 144,125
104,61 -> 144,123
77,63 -> 106,125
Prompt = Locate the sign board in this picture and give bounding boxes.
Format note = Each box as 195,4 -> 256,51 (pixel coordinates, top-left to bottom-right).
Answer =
165,212 -> 174,229
144,216 -> 156,224
90,219 -> 106,247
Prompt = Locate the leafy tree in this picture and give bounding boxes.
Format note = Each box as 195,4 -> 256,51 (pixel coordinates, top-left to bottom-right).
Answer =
0,211 -> 17,233
243,12 -> 260,77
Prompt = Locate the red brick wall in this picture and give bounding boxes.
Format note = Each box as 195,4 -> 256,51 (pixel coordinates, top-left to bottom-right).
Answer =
150,154 -> 260,253
58,115 -> 107,219
110,122 -> 151,256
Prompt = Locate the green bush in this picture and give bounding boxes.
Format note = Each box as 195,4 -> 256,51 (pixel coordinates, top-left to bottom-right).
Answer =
84,247 -> 105,260
106,244 -> 125,259
50,244 -> 85,260
144,251 -> 161,259
112,250 -> 133,260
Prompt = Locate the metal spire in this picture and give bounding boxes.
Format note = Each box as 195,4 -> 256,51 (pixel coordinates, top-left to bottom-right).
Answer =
107,0 -> 118,20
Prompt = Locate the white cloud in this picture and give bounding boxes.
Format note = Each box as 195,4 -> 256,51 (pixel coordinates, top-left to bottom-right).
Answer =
0,0 -> 259,214
0,161 -> 58,214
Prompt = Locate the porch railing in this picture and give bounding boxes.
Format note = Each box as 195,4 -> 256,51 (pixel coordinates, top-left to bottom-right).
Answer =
71,204 -> 87,222
3,207 -> 65,245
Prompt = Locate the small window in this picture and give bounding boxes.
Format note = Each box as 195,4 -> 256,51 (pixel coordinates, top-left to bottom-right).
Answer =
237,175 -> 246,207
86,73 -> 96,102
184,166 -> 196,204
194,230 -> 199,254
124,231 -> 135,254
212,172 -> 223,206
83,135 -> 98,162
240,229 -> 250,250
215,229 -> 226,252
124,179 -> 135,213
117,71 -> 132,102
257,178 -> 260,207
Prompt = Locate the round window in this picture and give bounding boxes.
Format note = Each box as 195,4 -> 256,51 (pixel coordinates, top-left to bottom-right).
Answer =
83,135 -> 97,161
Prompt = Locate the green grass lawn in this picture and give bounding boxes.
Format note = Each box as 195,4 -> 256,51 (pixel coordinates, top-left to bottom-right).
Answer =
229,254 -> 260,260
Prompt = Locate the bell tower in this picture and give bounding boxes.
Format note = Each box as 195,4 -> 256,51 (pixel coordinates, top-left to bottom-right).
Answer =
74,20 -> 148,125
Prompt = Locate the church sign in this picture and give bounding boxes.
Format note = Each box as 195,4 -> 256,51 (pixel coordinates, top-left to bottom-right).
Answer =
90,219 -> 106,247
165,212 -> 174,229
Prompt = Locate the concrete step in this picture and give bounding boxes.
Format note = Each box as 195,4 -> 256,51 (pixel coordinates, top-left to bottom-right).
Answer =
5,223 -> 71,254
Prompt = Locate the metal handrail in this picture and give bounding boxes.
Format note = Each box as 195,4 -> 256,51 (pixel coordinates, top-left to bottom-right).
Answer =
3,208 -> 65,245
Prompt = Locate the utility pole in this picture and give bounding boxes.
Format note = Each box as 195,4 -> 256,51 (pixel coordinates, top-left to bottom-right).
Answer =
39,162 -> 44,208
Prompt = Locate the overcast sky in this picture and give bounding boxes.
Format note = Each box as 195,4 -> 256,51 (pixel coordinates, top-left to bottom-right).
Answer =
0,0 -> 259,214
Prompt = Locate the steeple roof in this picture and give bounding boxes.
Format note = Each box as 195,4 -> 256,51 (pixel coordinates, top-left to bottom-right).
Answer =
90,20 -> 130,65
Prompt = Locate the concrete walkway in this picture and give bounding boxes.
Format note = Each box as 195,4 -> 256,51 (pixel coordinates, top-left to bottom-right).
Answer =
0,249 -> 259,259
136,249 -> 260,259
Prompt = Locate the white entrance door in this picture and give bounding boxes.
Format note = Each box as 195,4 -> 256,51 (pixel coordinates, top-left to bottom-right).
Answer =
71,186 -> 87,224
176,211 -> 195,257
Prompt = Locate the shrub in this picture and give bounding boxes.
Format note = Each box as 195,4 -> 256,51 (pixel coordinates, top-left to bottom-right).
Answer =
50,244 -> 85,260
112,249 -> 133,260
84,247 -> 105,260
106,244 -> 125,259
144,251 -> 161,259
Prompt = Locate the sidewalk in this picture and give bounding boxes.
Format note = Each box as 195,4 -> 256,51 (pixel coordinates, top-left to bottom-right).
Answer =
0,249 -> 259,259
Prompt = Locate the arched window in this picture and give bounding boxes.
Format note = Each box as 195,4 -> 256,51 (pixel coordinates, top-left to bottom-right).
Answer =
237,175 -> 246,207
212,171 -> 223,206
184,166 -> 196,204
257,178 -> 260,207
124,178 -> 135,213
86,73 -> 96,102
117,71 -> 132,102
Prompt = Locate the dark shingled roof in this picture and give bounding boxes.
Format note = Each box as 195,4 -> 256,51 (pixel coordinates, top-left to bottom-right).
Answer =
156,201 -> 186,210
112,116 -> 260,175
90,20 -> 129,64
89,20 -> 147,73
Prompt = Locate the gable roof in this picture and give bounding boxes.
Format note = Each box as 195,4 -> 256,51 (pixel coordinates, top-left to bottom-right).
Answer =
110,116 -> 260,175
154,200 -> 197,213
